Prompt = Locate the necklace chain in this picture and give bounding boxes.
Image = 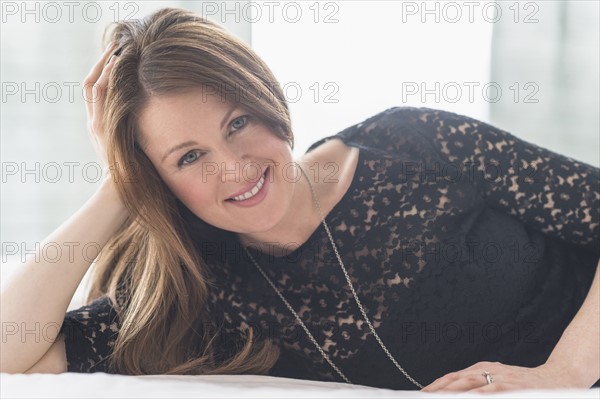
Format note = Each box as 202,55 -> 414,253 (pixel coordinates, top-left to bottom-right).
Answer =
242,161 -> 423,388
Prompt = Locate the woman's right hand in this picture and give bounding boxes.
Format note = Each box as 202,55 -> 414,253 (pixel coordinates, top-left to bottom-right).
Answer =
83,41 -> 120,170
1,43 -> 129,374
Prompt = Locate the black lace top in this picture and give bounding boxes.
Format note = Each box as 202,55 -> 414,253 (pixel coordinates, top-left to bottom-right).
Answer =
60,107 -> 600,390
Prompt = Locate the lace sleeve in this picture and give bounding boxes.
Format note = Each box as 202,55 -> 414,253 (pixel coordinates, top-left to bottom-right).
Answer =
59,295 -> 121,373
383,106 -> 600,254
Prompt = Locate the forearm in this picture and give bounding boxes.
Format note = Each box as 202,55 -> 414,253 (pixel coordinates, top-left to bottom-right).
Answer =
0,178 -> 128,373
544,259 -> 600,388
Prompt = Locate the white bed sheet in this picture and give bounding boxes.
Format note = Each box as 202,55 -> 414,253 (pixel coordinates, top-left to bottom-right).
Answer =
1,372 -> 598,398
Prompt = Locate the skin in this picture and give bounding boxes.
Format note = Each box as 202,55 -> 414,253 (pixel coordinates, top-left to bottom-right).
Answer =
137,88 -> 600,393
138,90 -> 356,256
15,41 -> 597,390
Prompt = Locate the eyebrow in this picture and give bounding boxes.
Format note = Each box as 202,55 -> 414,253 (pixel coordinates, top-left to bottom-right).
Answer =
160,105 -> 238,164
220,104 -> 237,130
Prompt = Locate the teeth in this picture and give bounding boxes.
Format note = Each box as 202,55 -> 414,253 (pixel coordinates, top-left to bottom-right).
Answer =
230,173 -> 265,201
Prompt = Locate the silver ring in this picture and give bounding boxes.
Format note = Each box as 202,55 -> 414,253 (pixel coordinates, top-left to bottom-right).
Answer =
482,370 -> 494,384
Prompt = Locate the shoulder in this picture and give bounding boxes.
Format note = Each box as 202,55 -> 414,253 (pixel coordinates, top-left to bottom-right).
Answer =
304,136 -> 355,162
304,106 -> 443,149
308,106 -> 456,149
353,106 -> 483,131
333,106 -> 492,153
299,136 -> 359,213
303,106 -> 476,162
355,106 -> 475,131
301,136 -> 359,183
304,107 -> 429,157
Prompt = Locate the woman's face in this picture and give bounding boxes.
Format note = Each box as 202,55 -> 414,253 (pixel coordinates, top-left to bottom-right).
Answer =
138,89 -> 296,234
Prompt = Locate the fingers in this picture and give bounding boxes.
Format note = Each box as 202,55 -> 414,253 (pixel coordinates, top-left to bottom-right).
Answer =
83,41 -> 119,118
421,362 -> 512,393
81,41 -> 122,170
91,51 -> 119,122
433,372 -> 491,392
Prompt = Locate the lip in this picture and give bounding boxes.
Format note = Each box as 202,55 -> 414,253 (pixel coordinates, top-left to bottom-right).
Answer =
224,167 -> 270,206
226,167 -> 268,200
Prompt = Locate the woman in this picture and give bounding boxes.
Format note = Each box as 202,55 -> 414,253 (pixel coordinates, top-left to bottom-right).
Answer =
2,7 -> 598,394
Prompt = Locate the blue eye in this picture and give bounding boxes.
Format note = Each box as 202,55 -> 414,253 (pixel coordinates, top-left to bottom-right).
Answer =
176,115 -> 251,168
230,115 -> 250,133
178,150 -> 202,167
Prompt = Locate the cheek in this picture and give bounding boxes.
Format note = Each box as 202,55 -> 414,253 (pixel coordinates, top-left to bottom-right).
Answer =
168,178 -> 213,212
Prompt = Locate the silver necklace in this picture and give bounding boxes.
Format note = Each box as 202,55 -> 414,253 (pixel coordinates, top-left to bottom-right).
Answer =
242,162 -> 424,388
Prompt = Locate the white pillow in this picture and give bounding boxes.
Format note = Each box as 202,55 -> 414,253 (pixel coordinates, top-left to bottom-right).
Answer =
2,372 -> 599,398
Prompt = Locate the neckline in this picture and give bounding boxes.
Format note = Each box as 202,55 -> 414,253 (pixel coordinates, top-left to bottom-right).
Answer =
243,139 -> 363,263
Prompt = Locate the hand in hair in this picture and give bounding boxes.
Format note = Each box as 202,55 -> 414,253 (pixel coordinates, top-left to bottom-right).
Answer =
83,41 -> 120,170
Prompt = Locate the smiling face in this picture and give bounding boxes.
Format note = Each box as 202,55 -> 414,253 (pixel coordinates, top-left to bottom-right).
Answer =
137,89 -> 298,234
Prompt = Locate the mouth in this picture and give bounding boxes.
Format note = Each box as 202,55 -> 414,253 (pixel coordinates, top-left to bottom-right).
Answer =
224,166 -> 270,206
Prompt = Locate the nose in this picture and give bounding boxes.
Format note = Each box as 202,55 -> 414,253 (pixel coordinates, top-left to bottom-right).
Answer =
219,147 -> 247,184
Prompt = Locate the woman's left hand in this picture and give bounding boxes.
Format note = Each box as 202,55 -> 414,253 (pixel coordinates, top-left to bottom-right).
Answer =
420,361 -> 577,394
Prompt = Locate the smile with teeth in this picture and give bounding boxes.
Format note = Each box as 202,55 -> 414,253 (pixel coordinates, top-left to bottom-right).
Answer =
229,171 -> 266,201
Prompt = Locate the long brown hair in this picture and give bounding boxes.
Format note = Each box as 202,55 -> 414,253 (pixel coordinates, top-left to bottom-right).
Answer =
86,7 -> 293,375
